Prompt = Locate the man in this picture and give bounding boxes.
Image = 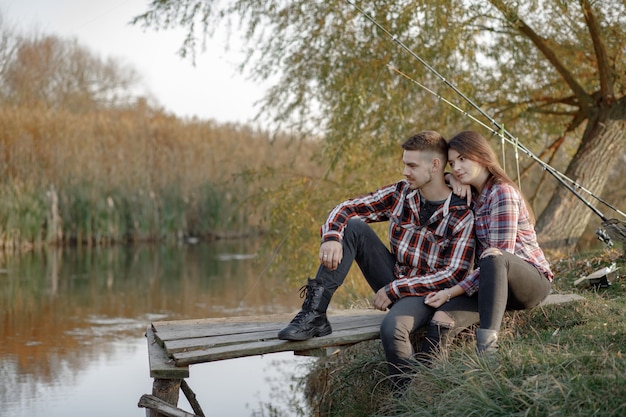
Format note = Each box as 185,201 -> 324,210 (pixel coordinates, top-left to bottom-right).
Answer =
278,131 -> 478,387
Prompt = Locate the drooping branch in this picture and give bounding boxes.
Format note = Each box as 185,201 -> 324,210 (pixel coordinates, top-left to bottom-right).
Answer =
488,0 -> 594,111
580,0 -> 614,98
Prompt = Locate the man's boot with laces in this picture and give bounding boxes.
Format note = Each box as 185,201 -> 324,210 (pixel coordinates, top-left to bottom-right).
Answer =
278,278 -> 332,341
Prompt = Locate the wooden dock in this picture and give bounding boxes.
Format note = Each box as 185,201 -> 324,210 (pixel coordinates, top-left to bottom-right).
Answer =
138,293 -> 584,417
140,309 -> 386,417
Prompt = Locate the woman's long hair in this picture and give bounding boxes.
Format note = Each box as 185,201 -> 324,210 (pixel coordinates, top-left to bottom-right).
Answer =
449,130 -> 535,223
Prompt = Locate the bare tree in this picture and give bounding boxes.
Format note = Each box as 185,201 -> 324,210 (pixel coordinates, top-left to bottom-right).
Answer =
0,13 -> 20,101
1,34 -> 141,111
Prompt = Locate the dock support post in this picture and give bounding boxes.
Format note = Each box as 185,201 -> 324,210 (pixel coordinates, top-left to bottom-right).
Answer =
148,378 -> 182,417
181,380 -> 206,416
144,325 -> 190,417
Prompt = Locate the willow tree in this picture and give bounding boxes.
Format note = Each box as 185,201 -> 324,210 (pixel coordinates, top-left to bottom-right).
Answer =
133,0 -> 626,252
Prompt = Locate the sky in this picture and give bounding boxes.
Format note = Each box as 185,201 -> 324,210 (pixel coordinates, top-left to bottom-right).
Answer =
0,0 -> 267,125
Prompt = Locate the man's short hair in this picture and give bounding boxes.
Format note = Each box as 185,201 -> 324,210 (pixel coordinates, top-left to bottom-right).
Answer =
401,131 -> 448,163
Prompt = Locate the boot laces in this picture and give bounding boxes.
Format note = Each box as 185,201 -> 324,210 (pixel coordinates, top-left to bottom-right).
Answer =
298,283 -> 314,310
291,285 -> 317,324
290,308 -> 315,323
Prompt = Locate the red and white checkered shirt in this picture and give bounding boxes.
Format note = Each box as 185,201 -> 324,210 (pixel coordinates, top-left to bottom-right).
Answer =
458,180 -> 554,296
321,180 -> 475,301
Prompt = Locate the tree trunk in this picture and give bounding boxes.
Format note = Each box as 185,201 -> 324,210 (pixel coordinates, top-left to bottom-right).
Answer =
536,105 -> 626,252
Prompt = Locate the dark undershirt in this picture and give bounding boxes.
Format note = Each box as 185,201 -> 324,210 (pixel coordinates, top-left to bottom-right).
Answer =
419,197 -> 446,225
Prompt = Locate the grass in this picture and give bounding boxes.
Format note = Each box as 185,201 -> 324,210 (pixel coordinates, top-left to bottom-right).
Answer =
300,248 -> 626,417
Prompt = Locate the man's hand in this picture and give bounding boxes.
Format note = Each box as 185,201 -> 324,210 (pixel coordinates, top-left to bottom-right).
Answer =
319,240 -> 343,270
373,287 -> 392,311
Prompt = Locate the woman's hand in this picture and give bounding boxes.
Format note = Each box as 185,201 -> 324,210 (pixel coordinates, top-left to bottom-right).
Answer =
480,247 -> 503,259
424,289 -> 450,309
447,173 -> 473,205
424,284 -> 464,308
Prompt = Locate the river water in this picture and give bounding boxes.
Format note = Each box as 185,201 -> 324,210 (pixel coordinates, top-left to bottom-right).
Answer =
0,241 -> 315,417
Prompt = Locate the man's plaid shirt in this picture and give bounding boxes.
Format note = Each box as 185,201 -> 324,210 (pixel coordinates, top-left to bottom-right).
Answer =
320,180 -> 475,301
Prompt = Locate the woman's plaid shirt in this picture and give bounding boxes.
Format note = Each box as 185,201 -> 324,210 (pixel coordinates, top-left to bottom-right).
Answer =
458,180 -> 554,296
320,180 -> 475,301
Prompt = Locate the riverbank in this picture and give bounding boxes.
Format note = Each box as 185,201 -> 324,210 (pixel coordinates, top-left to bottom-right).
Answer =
301,248 -> 626,416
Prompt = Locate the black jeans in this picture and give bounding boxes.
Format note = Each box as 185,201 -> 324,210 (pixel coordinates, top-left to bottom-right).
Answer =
314,219 -> 478,377
314,218 -> 396,294
478,251 -> 552,331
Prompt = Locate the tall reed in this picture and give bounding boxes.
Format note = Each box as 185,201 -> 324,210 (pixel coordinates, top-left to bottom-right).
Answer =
0,104 -> 320,249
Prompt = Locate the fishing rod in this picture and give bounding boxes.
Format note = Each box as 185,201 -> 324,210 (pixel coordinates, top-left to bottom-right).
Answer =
387,64 -> 626,220
345,0 -> 626,245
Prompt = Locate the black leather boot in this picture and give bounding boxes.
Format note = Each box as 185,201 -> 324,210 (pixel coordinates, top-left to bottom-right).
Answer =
277,278 -> 332,341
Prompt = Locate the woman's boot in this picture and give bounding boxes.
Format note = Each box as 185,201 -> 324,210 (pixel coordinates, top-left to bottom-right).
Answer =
475,328 -> 498,354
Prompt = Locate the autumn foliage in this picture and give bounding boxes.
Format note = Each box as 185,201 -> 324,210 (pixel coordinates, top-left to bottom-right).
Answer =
0,30 -> 321,250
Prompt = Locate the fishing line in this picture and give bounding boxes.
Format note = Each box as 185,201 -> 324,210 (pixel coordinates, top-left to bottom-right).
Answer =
346,0 -> 626,224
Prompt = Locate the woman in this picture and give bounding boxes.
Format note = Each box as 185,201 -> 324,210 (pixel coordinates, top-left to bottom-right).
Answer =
445,130 -> 553,353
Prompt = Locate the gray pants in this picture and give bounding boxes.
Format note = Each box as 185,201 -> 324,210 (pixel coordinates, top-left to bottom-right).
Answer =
478,251 -> 551,331
380,294 -> 478,378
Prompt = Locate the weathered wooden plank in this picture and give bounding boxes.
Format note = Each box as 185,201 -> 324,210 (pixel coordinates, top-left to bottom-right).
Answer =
150,295 -> 582,368
154,321 -> 286,343
159,314 -> 386,353
171,325 -> 382,366
151,312 -> 300,339
153,311 -> 384,343
539,293 -> 585,306
146,325 -> 190,379
162,328 -> 282,353
138,394 -> 199,417
151,315 -> 271,327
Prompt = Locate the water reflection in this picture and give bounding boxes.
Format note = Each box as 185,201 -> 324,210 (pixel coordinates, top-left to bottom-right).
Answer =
0,242 -> 307,417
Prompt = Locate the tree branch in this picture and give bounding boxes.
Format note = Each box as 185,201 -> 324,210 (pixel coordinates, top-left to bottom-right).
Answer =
580,0 -> 614,98
488,0 -> 594,110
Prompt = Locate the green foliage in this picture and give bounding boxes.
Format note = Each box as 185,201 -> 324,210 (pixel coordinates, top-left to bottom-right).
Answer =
0,181 -> 47,249
253,141 -> 399,288
0,21 -> 331,249
302,250 -> 626,417
0,181 -> 227,247
131,0 -> 626,163
133,0 -> 626,251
